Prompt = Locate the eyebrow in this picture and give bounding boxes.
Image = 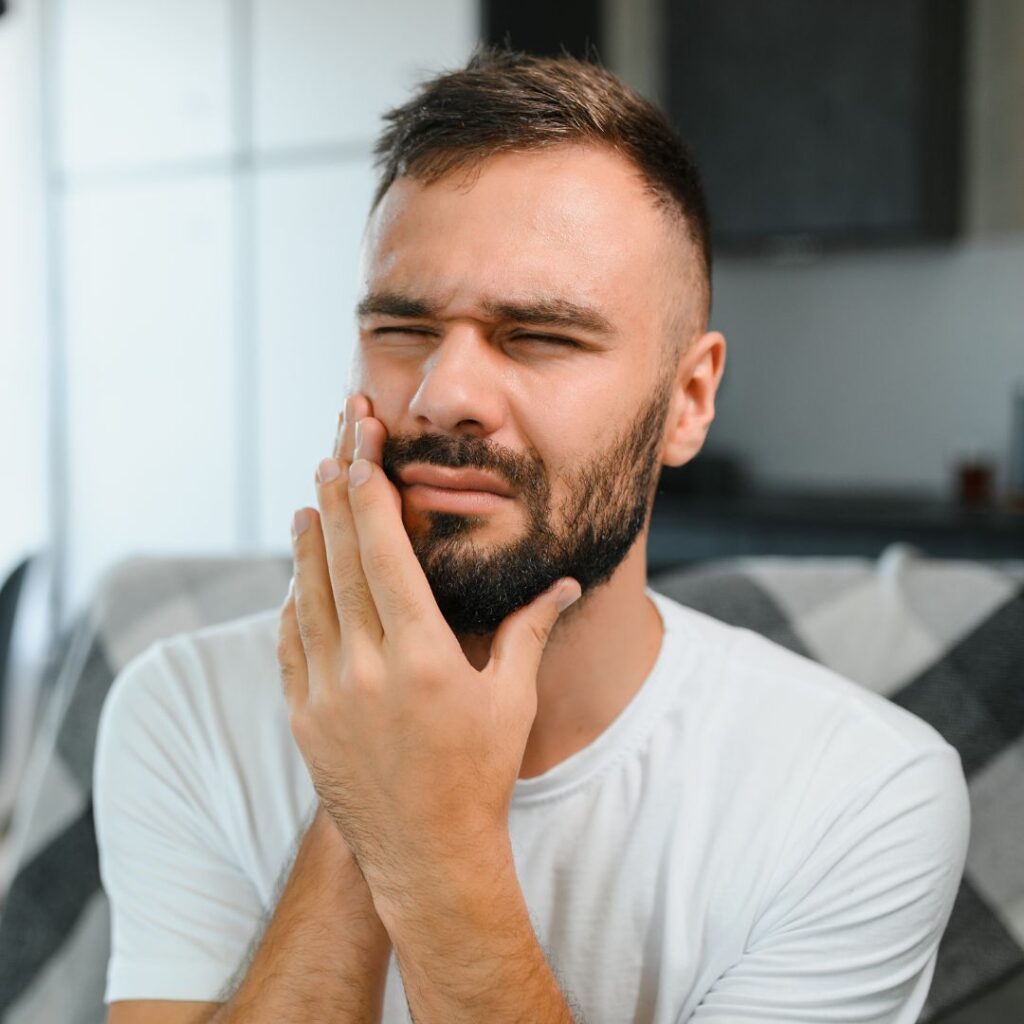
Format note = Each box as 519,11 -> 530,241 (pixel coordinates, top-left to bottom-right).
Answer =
356,291 -> 614,337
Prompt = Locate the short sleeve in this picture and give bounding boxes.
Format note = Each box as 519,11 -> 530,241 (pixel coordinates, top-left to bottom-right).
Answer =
94,641 -> 265,1003
686,746 -> 970,1024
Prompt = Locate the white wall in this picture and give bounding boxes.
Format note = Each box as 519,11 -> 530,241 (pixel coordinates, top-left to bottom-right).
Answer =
701,0 -> 1024,499
49,0 -> 478,625
610,0 -> 1024,500
0,2 -> 49,592
704,0 -> 1024,499
708,238 -> 1024,496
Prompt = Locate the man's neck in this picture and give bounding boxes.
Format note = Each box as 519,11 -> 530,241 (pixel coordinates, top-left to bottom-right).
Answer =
458,537 -> 664,780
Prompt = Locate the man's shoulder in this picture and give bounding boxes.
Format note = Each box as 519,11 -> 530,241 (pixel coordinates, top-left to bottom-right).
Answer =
654,591 -> 956,772
100,606 -> 284,741
652,594 -> 968,887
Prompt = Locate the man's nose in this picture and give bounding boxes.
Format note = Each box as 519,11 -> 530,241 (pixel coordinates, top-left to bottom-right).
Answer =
407,325 -> 505,437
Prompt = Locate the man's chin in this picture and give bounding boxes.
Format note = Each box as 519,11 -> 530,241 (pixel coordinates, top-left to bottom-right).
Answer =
415,545 -> 564,637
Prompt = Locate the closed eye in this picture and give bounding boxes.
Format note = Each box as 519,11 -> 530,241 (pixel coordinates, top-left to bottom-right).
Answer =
514,333 -> 582,348
370,327 -> 582,349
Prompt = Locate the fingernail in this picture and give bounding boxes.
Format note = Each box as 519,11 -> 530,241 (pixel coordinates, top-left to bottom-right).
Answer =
555,582 -> 581,613
349,459 -> 371,488
292,509 -> 311,538
318,457 -> 341,483
354,419 -> 364,459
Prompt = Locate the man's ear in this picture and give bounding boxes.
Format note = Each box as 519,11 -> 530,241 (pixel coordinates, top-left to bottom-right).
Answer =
660,331 -> 727,468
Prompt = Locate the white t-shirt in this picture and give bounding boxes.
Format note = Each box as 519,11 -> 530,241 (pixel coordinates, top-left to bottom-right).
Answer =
94,588 -> 970,1022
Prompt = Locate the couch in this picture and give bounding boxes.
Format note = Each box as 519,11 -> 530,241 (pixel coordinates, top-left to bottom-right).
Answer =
0,543 -> 1021,1023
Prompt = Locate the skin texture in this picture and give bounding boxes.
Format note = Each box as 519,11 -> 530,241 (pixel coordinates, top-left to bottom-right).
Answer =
108,142 -> 726,1023
352,144 -> 725,774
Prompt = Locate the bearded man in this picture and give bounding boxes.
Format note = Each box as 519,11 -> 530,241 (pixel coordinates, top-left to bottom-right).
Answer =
96,47 -> 969,1024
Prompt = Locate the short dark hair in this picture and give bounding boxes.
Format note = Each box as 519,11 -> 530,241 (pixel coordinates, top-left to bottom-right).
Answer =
370,45 -> 712,327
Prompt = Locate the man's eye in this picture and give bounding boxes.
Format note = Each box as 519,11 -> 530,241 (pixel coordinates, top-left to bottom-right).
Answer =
370,327 -> 580,349
372,327 -> 434,337
516,334 -> 581,348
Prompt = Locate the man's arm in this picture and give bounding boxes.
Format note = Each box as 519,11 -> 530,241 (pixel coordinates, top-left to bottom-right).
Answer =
367,833 -> 583,1024
108,806 -> 392,1024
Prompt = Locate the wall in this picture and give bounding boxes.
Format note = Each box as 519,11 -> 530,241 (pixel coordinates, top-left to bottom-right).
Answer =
24,0 -> 1024,629
0,1 -> 49,599
706,0 -> 1024,498
48,0 -> 477,626
708,238 -> 1024,496
613,0 -> 1024,499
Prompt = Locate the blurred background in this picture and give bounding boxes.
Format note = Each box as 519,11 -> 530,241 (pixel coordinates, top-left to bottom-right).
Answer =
2,0 -> 1023,800
3,0 -> 1024,633
0,4 -> 1023,1018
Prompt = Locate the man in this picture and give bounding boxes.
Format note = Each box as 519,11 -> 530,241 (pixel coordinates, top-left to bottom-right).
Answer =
95,48 -> 969,1024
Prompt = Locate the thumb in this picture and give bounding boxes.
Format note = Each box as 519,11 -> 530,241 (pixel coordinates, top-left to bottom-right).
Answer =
491,578 -> 582,681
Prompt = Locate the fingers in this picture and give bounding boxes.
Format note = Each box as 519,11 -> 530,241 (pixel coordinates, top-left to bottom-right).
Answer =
336,393 -> 364,463
332,409 -> 344,459
347,422 -> 443,642
317,394 -> 384,647
489,578 -> 580,684
290,506 -> 342,702
278,577 -> 309,709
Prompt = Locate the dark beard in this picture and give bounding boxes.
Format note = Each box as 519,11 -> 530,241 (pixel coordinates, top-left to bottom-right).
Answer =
380,374 -> 673,636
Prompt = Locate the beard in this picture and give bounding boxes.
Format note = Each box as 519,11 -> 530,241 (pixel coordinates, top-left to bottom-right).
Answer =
380,373 -> 674,636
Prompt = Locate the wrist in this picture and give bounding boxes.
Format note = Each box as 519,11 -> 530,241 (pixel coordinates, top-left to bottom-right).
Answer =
369,829 -> 521,937
306,806 -> 392,949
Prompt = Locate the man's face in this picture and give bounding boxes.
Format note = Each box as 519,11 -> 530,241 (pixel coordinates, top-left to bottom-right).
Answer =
353,145 -> 697,636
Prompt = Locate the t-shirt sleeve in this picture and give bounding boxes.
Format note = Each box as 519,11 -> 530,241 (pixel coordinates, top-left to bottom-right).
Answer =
685,745 -> 970,1024
93,640 -> 266,1004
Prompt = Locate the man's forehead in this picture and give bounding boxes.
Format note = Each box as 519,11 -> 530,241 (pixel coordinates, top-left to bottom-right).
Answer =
358,146 -> 704,336
363,146 -> 669,257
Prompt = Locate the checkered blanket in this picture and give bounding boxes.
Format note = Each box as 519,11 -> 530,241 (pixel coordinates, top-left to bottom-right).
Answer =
1,543 -> 1022,1023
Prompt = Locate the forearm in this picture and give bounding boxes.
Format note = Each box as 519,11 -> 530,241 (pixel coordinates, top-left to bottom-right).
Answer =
210,806 -> 392,1023
371,835 -> 581,1024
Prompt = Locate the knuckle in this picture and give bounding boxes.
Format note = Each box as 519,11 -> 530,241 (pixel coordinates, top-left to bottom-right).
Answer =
288,706 -> 315,744
297,615 -> 329,651
334,580 -> 375,629
366,546 -> 399,579
398,644 -> 435,683
340,649 -> 380,696
528,620 -> 552,648
278,660 -> 303,701
394,585 -> 424,622
276,628 -> 296,666
294,577 -> 330,614
336,576 -> 367,608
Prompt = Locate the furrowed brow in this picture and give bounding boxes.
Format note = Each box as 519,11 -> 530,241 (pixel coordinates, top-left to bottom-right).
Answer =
356,291 -> 615,337
356,292 -> 441,319
483,298 -> 614,337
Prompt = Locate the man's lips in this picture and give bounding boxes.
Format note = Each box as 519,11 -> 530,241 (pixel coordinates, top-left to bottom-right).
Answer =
396,465 -> 515,497
396,465 -> 515,515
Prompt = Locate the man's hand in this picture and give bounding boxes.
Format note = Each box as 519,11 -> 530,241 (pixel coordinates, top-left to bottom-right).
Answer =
280,392 -> 580,913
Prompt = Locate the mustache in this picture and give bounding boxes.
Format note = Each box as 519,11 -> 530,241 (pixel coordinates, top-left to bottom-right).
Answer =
381,433 -> 544,493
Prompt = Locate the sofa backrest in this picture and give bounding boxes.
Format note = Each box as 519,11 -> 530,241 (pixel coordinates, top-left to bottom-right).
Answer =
652,542 -> 1024,1023
0,543 -> 1021,1023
